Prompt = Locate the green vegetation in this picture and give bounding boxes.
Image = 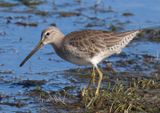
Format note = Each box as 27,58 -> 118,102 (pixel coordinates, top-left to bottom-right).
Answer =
80,77 -> 160,113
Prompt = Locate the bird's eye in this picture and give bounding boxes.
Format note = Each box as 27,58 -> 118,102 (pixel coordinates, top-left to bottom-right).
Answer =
46,32 -> 50,36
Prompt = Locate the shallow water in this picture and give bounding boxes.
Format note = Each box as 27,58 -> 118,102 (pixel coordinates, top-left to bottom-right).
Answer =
0,0 -> 160,112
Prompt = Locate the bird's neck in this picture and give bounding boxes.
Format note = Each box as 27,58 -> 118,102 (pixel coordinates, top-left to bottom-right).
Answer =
51,32 -> 65,50
50,34 -> 65,60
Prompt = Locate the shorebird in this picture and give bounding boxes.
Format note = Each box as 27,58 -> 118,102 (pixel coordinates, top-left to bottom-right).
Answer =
20,26 -> 140,95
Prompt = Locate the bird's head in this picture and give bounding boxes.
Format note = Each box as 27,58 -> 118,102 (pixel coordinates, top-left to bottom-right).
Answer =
19,26 -> 64,67
41,26 -> 63,45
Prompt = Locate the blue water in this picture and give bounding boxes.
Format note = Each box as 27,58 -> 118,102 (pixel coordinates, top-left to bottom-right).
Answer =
0,0 -> 160,112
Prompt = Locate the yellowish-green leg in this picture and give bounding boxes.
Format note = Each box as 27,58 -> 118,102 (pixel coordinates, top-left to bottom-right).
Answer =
95,66 -> 103,96
81,67 -> 96,97
87,67 -> 96,89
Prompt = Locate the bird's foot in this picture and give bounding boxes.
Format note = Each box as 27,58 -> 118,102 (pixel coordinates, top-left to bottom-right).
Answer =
81,87 -> 90,97
86,96 -> 98,108
95,88 -> 99,96
81,87 -> 95,97
81,88 -> 100,108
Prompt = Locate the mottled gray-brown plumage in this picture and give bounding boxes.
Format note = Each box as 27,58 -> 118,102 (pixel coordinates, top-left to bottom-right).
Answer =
59,29 -> 140,66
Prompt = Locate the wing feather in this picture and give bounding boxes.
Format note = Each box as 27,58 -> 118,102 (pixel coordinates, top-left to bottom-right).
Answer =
63,30 -> 139,58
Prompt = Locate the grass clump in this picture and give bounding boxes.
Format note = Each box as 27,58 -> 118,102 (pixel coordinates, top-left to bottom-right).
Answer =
81,77 -> 160,113
81,81 -> 142,113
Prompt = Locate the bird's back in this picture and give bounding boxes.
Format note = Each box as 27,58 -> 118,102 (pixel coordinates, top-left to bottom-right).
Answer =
60,29 -> 140,65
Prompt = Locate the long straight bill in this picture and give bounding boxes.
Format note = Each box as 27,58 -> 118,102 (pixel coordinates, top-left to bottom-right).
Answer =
19,41 -> 44,67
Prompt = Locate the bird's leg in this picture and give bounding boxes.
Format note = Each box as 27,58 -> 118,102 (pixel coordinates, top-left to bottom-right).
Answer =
87,67 -> 96,89
95,66 -> 103,96
91,67 -> 96,85
81,67 -> 96,97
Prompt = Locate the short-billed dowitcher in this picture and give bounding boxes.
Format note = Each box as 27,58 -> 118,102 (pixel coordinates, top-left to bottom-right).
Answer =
20,26 -> 140,95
